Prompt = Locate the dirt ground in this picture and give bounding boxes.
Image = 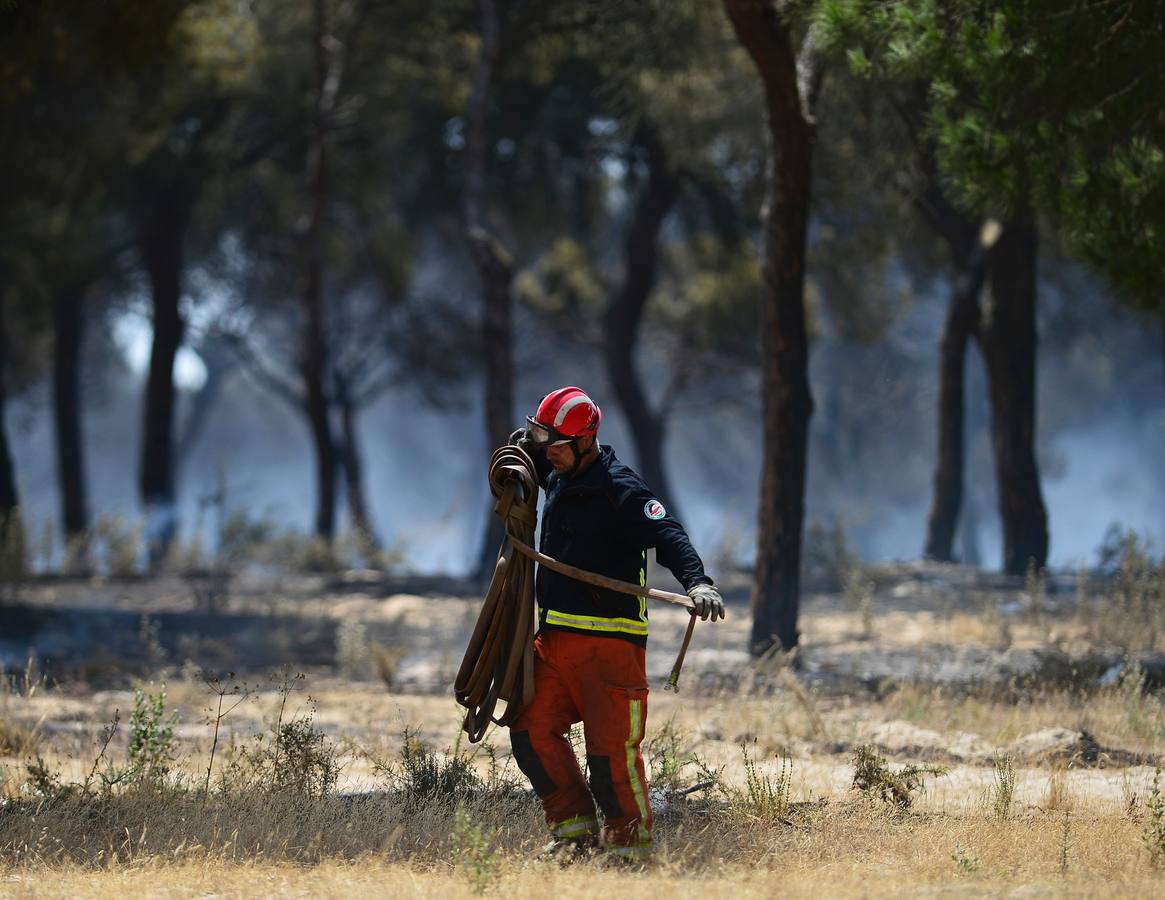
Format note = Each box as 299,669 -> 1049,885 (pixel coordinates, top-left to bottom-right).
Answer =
3,559 -> 1165,896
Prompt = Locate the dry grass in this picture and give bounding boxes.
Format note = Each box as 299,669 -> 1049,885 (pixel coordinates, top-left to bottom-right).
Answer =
0,804 -> 1160,898
4,675 -> 1165,898
3,545 -> 1165,895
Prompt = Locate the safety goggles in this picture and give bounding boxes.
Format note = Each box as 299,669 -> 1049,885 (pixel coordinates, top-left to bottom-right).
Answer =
526,415 -> 575,446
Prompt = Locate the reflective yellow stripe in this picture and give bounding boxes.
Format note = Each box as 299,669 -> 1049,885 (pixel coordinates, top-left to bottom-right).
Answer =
625,698 -> 650,844
544,609 -> 649,636
552,814 -> 599,838
638,554 -> 647,622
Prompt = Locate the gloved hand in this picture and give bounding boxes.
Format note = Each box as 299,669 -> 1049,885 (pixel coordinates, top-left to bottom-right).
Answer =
687,584 -> 724,622
508,428 -> 536,456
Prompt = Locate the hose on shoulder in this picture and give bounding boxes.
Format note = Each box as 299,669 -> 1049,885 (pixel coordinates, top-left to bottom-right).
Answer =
454,444 -> 540,743
454,444 -> 700,742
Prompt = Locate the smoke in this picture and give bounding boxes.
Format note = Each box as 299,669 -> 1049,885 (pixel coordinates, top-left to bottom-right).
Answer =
6,273 -> 1163,577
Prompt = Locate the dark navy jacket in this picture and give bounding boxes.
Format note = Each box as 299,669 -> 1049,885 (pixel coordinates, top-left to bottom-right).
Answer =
532,444 -> 712,647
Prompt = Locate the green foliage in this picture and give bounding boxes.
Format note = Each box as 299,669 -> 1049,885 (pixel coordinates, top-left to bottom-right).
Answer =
1145,769 -> 1165,866
223,691 -> 339,799
377,728 -> 519,812
991,752 -> 1015,820
951,840 -> 980,874
1088,529 -> 1165,651
127,684 -> 178,788
267,712 -> 340,798
738,742 -> 792,823
515,238 -> 605,321
216,511 -> 276,570
644,715 -> 721,801
23,754 -> 70,802
1120,661 -> 1165,741
92,514 -> 144,578
452,805 -> 500,895
851,744 -> 946,808
654,235 -> 762,363
817,0 -> 1165,305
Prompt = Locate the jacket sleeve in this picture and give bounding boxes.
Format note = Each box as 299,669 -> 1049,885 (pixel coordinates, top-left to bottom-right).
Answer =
611,477 -> 713,592
530,447 -> 554,490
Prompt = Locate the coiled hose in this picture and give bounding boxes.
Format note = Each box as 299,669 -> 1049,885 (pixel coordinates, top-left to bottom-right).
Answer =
454,445 -> 540,743
454,444 -> 699,743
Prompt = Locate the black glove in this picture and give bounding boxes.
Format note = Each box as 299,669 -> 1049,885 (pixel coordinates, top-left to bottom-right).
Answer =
687,584 -> 725,621
508,428 -> 537,456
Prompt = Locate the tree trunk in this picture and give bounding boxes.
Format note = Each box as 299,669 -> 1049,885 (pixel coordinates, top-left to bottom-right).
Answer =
301,0 -> 339,543
923,245 -> 986,561
139,191 -> 190,567
334,371 -> 379,554
723,0 -> 815,655
602,122 -> 682,512
465,0 -> 515,580
958,476 -> 982,567
0,303 -> 18,520
53,286 -> 89,542
980,216 -> 1048,575
0,303 -> 19,583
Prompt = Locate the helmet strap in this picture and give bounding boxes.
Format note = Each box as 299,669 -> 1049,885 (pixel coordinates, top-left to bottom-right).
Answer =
561,437 -> 598,479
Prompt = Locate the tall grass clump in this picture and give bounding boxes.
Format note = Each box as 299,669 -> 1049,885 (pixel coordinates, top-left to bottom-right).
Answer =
452,804 -> 501,894
0,657 -> 45,759
851,744 -> 946,809
371,727 -> 524,813
92,514 -> 144,577
738,742 -> 792,822
1145,769 -> 1165,866
1088,528 -> 1165,651
219,672 -> 339,798
645,715 -> 720,803
126,684 -> 178,789
0,678 -> 534,870
991,752 -> 1016,820
1120,660 -> 1165,741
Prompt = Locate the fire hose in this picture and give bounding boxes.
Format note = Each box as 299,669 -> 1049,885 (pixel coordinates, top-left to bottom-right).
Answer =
454,444 -> 699,743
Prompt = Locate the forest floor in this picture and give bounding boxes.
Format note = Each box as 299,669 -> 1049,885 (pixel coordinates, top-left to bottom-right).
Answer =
2,556 -> 1165,897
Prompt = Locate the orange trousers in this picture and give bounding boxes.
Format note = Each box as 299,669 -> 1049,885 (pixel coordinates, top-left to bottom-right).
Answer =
509,629 -> 652,856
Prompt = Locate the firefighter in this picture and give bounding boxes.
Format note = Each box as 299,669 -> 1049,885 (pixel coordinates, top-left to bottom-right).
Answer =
508,386 -> 724,862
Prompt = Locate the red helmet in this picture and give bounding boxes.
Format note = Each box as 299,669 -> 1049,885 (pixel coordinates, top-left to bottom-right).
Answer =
527,386 -> 602,446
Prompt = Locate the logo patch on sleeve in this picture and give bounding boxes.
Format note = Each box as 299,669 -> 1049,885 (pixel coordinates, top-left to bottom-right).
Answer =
644,499 -> 666,520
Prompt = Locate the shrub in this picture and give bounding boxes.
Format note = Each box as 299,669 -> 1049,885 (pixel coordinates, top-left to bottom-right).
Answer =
1145,769 -> 1165,866
951,841 -> 980,875
372,728 -> 523,813
645,715 -> 721,802
851,744 -> 946,809
0,717 -> 40,757
1089,528 -> 1165,651
1121,660 -> 1165,740
991,752 -> 1015,820
92,514 -> 143,577
738,742 -> 791,822
452,805 -> 499,894
127,684 -> 178,789
222,674 -> 340,799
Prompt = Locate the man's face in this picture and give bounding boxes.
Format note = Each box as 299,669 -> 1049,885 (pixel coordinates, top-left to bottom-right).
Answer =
545,434 -> 594,474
